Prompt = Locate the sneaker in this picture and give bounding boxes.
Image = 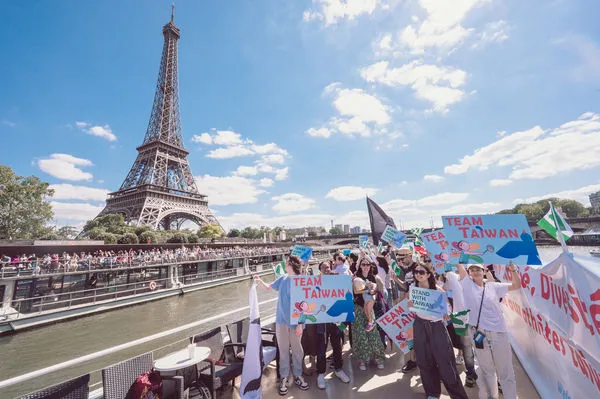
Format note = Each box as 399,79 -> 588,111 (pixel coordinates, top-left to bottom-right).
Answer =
456,355 -> 464,365
317,374 -> 326,389
279,378 -> 289,396
365,322 -> 375,332
376,360 -> 384,370
401,360 -> 417,372
295,376 -> 309,390
359,361 -> 367,371
334,369 -> 350,383
465,376 -> 476,388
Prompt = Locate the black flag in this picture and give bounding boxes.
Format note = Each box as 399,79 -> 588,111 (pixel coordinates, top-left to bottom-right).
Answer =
366,197 -> 396,246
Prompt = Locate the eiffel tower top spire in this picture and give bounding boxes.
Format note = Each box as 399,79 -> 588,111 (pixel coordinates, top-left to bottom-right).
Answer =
99,10 -> 221,230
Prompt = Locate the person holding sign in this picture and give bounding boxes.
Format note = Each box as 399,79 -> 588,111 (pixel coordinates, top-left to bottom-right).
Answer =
254,256 -> 310,395
456,263 -> 520,399
409,262 -> 468,399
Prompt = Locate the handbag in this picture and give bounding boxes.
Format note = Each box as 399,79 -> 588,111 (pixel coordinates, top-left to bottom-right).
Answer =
473,283 -> 486,349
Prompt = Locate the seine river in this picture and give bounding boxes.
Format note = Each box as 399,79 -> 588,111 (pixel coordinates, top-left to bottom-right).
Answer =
0,245 -> 596,397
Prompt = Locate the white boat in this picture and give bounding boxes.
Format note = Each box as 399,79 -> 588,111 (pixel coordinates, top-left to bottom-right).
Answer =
590,248 -> 600,257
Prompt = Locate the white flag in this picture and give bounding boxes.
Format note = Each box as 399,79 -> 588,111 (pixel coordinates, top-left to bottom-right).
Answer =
240,283 -> 263,398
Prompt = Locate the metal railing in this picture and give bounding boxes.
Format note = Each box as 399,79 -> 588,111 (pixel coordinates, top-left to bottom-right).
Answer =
0,251 -> 289,278
0,298 -> 279,390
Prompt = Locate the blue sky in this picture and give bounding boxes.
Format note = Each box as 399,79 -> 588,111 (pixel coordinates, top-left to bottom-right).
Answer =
2,0 -> 600,231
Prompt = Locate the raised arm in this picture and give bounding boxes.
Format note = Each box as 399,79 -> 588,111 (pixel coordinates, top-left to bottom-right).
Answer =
456,263 -> 467,280
507,261 -> 521,291
253,275 -> 272,290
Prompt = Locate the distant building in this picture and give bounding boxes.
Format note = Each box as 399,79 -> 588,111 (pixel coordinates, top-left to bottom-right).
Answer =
334,224 -> 343,232
285,226 -> 323,237
343,224 -> 350,234
350,226 -> 361,234
590,191 -> 600,214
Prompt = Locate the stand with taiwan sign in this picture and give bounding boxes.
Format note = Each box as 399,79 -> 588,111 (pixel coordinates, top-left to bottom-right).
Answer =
408,286 -> 448,319
289,275 -> 355,324
291,245 -> 313,263
441,214 -> 542,265
376,299 -> 416,353
381,225 -> 407,247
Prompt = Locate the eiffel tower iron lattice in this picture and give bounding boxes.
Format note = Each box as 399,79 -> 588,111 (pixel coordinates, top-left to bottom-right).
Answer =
97,10 -> 221,230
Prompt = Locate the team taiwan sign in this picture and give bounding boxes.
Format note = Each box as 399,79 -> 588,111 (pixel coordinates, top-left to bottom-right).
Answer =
289,275 -> 355,324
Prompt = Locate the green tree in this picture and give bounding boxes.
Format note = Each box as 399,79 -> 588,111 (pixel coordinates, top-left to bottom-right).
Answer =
82,213 -> 128,237
329,227 -> 344,235
118,232 -> 139,244
197,224 -> 223,239
167,233 -> 188,243
556,199 -> 589,218
227,229 -> 240,238
139,230 -> 157,244
99,232 -> 119,244
57,226 -> 79,240
308,231 -> 318,237
187,233 -> 199,243
241,226 -> 261,239
0,165 -> 55,239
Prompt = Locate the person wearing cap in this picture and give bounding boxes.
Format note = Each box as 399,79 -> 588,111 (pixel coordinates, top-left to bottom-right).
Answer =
456,262 -> 521,399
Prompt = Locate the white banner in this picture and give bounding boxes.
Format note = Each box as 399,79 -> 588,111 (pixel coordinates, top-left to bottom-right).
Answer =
493,252 -> 600,398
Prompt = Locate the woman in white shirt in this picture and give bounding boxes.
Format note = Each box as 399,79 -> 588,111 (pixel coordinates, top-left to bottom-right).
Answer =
456,263 -> 520,399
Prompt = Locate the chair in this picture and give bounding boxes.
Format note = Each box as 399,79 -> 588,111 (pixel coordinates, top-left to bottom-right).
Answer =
191,326 -> 245,399
102,352 -> 185,399
226,318 -> 279,372
18,374 -> 90,399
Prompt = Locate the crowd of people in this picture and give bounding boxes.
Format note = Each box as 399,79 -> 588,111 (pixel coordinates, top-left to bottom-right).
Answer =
254,244 -> 521,399
0,245 -> 286,276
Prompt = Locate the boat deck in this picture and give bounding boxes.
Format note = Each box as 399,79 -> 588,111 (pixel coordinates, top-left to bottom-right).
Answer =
218,342 -> 540,399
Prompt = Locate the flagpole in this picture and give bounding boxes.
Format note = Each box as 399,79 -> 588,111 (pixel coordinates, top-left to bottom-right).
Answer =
550,201 -> 569,254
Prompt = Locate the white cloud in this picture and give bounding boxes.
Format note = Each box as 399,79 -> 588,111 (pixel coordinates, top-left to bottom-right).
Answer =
2,119 -> 16,127
303,0 -> 387,26
326,186 -> 378,201
75,121 -> 117,141
212,130 -> 243,145
51,202 -> 105,222
233,165 -> 258,176
38,154 -> 94,181
206,145 -> 255,159
513,184 -> 600,206
361,60 -> 467,112
259,178 -> 274,188
472,20 -> 509,49
555,35 -> 600,83
49,184 -> 109,201
423,174 -> 444,183
383,192 -> 470,213
194,175 -> 266,206
272,193 -> 316,214
376,0 -> 489,56
261,154 -> 286,165
307,127 -> 333,138
489,179 -> 512,187
274,167 -> 289,181
191,132 -> 213,144
444,112 -> 600,179
306,84 -> 391,138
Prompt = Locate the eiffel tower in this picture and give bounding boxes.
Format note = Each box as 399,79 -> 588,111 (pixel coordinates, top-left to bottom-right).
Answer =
98,8 -> 220,230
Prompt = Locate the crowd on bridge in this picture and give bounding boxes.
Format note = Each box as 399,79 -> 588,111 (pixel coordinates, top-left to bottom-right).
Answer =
255,244 -> 521,399
0,245 -> 286,276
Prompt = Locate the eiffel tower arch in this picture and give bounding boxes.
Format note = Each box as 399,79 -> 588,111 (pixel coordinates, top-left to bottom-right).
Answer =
97,9 -> 221,231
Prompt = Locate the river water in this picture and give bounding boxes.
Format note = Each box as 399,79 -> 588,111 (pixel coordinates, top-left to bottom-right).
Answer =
0,246 -> 596,397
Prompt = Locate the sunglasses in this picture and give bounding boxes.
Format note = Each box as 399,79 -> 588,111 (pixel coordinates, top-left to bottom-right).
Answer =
360,262 -> 374,267
414,269 -> 428,276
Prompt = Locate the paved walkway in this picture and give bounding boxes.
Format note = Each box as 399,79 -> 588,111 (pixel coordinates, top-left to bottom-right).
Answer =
224,342 -> 540,399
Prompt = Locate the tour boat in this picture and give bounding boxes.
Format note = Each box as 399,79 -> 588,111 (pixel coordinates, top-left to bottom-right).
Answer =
590,248 -> 600,257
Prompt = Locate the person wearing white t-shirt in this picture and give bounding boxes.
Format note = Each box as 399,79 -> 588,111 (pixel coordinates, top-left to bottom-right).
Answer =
457,263 -> 520,399
331,253 -> 351,275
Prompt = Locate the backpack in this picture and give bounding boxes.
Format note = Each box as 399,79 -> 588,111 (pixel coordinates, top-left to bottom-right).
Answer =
126,369 -> 163,399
